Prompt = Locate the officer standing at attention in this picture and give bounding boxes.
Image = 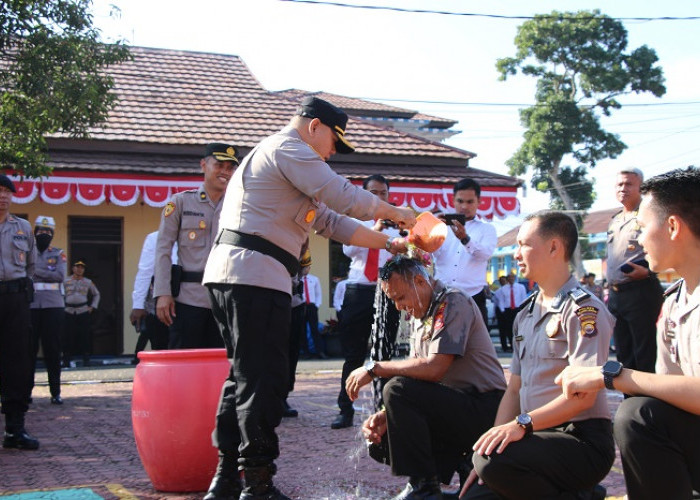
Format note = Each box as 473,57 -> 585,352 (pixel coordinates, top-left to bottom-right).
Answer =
0,174 -> 39,450
202,97 -> 415,500
461,211 -> 615,500
606,168 -> 663,374
556,167 -> 700,500
29,216 -> 67,404
64,260 -> 100,367
154,143 -> 238,349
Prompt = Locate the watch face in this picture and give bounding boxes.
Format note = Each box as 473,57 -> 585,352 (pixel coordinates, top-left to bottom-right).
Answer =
517,413 -> 532,426
603,361 -> 623,376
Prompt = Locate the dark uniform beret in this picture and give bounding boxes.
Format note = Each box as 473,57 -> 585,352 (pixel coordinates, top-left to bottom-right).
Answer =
0,174 -> 17,193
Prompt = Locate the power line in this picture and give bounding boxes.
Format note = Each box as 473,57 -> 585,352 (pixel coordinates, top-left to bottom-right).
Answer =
356,97 -> 700,108
278,0 -> 700,21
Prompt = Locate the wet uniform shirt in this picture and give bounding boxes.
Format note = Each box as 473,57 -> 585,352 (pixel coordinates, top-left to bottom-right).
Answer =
154,184 -> 222,309
64,276 -> 100,315
511,275 -> 615,420
656,279 -> 700,377
0,215 -> 35,280
412,280 -> 506,393
204,126 -> 379,295
31,246 -> 66,309
606,209 -> 644,285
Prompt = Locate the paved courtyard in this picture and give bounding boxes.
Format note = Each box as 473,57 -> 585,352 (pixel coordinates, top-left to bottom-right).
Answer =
0,362 -> 627,499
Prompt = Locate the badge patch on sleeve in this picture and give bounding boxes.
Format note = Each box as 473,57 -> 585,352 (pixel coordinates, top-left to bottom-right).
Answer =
433,302 -> 447,334
164,201 -> 176,217
575,306 -> 599,338
304,209 -> 316,223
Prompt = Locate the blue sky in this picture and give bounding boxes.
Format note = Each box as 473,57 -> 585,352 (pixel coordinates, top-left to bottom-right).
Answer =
91,0 -> 700,232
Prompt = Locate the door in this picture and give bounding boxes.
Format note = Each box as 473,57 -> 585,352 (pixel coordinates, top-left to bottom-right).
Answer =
68,216 -> 123,356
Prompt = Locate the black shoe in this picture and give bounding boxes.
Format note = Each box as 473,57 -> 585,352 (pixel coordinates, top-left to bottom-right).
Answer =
204,472 -> 243,500
3,430 -> 40,450
330,412 -> 353,429
51,396 -> 63,405
391,477 -> 443,500
240,465 -> 290,500
576,484 -> 607,500
282,401 -> 298,418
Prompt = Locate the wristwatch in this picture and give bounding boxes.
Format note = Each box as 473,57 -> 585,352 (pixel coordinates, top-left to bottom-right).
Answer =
385,237 -> 395,251
460,235 -> 471,245
364,359 -> 378,380
515,413 -> 533,434
601,361 -> 624,390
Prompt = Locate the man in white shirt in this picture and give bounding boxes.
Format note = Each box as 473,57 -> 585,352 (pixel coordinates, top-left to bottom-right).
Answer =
332,174 -> 400,429
493,273 -> 528,351
333,278 -> 347,321
433,178 -> 498,328
300,265 -> 324,358
129,232 -> 178,361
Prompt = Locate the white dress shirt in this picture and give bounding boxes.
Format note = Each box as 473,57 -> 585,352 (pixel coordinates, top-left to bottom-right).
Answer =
432,218 -> 498,297
333,279 -> 348,311
494,282 -> 528,312
302,273 -> 322,308
343,220 -> 399,284
132,231 -> 178,309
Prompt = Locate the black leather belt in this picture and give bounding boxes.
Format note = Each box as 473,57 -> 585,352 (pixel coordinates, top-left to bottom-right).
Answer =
346,283 -> 377,290
181,271 -> 204,283
216,229 -> 299,277
0,278 -> 27,294
66,301 -> 89,308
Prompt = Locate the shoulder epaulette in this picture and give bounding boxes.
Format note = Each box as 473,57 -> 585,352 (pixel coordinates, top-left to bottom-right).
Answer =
663,279 -> 684,301
568,287 -> 591,305
610,209 -> 623,220
519,290 -> 538,313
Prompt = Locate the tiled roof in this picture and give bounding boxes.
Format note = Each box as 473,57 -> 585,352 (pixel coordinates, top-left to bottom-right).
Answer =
69,46 -> 466,159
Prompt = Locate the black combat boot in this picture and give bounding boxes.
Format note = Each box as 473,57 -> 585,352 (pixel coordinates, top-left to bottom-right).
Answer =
391,476 -> 443,500
240,464 -> 291,500
204,453 -> 243,500
3,413 -> 39,450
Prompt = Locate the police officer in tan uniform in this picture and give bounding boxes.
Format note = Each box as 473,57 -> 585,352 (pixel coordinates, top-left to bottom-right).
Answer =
606,168 -> 663,373
557,167 -> 700,500
462,211 -> 615,500
64,260 -> 100,367
0,174 -> 39,450
154,143 -> 238,349
202,97 -> 416,500
29,215 -> 67,404
345,256 -> 506,500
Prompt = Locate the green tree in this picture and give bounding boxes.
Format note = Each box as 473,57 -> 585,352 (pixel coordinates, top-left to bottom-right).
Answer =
497,9 -> 665,275
1,0 -> 130,178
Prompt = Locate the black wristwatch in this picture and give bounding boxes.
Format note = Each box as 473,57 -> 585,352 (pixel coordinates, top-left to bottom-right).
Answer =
515,413 -> 533,434
601,361 -> 624,390
460,235 -> 471,245
364,359 -> 378,380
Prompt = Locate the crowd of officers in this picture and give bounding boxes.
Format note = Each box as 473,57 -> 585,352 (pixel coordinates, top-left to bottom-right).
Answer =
2,96 -> 698,500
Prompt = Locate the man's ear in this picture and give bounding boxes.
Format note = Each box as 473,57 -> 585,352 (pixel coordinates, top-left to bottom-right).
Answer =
668,214 -> 682,240
308,117 -> 322,136
200,157 -> 207,173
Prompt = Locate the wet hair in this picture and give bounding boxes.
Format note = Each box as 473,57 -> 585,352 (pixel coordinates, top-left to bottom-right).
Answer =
453,178 -> 481,197
363,174 -> 390,190
641,166 -> 700,239
524,210 -> 578,261
379,255 -> 429,283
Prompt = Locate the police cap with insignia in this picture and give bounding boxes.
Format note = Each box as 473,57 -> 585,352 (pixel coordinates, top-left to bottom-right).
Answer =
73,260 -> 86,267
34,215 -> 56,231
0,174 -> 17,193
296,96 -> 356,154
204,143 -> 239,164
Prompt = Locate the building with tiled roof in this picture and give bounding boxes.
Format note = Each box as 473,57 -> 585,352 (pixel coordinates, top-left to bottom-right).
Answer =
8,46 -> 522,356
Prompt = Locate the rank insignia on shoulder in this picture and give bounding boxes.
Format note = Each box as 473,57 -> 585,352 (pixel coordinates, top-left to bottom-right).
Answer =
164,201 -> 176,217
568,287 -> 590,305
575,305 -> 599,338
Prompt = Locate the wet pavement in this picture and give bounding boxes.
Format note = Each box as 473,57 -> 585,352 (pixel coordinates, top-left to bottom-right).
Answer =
1,357 -> 627,499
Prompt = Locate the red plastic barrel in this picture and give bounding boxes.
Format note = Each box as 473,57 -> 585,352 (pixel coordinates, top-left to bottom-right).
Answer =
131,348 -> 229,492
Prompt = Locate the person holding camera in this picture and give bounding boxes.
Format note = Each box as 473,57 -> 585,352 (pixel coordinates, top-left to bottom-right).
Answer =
432,178 -> 498,328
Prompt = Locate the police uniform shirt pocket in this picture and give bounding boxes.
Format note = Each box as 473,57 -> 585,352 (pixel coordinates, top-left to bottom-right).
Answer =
543,337 -> 569,359
294,199 -> 319,231
178,220 -> 207,248
12,237 -> 29,266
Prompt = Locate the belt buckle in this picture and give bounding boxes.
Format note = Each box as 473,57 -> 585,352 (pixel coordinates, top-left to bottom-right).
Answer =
612,284 -> 620,292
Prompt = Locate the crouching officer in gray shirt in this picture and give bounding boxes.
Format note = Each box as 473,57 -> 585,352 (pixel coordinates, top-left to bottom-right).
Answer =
345,255 -> 506,500
154,143 -> 238,349
0,174 -> 39,450
202,97 -> 416,500
29,215 -> 67,404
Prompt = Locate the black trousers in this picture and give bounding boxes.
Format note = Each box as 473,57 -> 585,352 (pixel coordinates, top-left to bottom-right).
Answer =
207,283 -> 290,468
607,277 -> 663,373
467,419 -> 615,500
287,304 -> 306,394
134,313 -> 170,356
168,302 -> 223,349
0,290 -> 33,419
337,284 -> 376,415
30,307 -> 64,397
384,376 -> 503,481
471,290 -> 488,330
64,311 -> 92,363
615,396 -> 700,500
498,308 -> 517,351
